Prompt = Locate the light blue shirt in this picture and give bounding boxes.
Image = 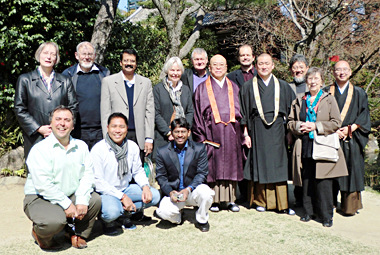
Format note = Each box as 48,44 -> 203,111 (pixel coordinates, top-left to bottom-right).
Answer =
24,134 -> 95,209
91,139 -> 149,199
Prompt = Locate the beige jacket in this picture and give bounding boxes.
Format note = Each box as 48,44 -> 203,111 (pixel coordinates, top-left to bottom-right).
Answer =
288,91 -> 348,186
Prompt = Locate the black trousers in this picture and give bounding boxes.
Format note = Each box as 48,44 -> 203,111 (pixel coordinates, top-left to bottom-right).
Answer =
126,129 -> 145,165
302,158 -> 334,222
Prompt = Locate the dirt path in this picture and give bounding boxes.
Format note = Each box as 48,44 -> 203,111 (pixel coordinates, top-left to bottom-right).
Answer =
1,177 -> 379,254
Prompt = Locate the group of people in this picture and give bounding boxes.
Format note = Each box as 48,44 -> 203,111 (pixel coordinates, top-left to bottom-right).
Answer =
15,41 -> 370,250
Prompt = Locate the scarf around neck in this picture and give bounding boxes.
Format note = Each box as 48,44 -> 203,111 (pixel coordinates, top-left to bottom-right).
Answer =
105,133 -> 129,179
163,77 -> 185,119
306,89 -> 323,139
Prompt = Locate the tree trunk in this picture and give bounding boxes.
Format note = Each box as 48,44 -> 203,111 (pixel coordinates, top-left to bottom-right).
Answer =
91,0 -> 120,64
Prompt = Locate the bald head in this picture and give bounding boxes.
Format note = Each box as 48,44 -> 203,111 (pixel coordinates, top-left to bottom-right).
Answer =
333,60 -> 352,87
209,54 -> 227,81
256,53 -> 274,81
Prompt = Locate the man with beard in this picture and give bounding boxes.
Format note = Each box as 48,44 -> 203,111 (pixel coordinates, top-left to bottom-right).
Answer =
325,60 -> 371,216
62,41 -> 110,149
288,54 -> 310,208
181,48 -> 210,93
227,44 -> 257,89
240,53 -> 295,215
101,49 -> 154,163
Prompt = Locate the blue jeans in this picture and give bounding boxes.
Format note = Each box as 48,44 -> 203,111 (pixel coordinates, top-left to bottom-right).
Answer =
100,184 -> 160,223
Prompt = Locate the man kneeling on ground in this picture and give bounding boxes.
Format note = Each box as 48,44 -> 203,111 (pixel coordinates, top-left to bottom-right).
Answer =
24,105 -> 101,250
154,117 -> 215,232
91,112 -> 160,235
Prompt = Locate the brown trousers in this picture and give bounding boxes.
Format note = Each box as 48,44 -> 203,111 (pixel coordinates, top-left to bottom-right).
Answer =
248,181 -> 289,211
341,191 -> 363,215
24,192 -> 101,247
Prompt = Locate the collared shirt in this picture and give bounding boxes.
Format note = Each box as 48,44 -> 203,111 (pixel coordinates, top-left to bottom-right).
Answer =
91,139 -> 149,199
120,72 -> 153,143
167,79 -> 183,93
174,141 -> 188,190
37,66 -> 55,91
122,73 -> 136,87
337,81 -> 349,94
259,73 -> 273,86
24,134 -> 95,209
76,64 -> 99,74
210,75 -> 226,88
242,67 -> 255,82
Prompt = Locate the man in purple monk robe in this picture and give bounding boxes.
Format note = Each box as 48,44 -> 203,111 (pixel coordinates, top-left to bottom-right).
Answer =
192,54 -> 244,213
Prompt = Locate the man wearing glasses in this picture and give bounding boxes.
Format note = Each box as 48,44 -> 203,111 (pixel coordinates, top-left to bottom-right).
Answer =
62,41 -> 110,150
326,60 -> 371,216
192,54 -> 244,213
181,48 -> 210,93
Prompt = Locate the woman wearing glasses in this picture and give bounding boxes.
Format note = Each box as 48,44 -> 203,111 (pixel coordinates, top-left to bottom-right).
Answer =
288,67 -> 348,227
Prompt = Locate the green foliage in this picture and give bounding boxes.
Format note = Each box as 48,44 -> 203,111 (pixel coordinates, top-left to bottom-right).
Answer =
0,167 -> 26,177
0,0 -> 100,151
104,12 -> 169,85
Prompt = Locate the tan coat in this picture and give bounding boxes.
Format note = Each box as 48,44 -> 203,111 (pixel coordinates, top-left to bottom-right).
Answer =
288,91 -> 348,186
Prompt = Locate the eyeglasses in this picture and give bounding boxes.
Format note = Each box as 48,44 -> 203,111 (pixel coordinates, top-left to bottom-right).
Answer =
211,63 -> 226,67
292,65 -> 307,71
334,68 -> 350,73
80,53 -> 94,57
307,77 -> 321,82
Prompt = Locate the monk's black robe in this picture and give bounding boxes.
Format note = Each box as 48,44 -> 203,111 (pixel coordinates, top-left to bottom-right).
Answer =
325,84 -> 371,192
240,76 -> 296,184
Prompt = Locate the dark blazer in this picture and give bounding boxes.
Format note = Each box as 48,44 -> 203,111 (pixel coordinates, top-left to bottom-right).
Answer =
227,67 -> 257,89
153,81 -> 194,158
62,63 -> 110,91
155,140 -> 208,196
181,68 -> 210,93
14,69 -> 78,159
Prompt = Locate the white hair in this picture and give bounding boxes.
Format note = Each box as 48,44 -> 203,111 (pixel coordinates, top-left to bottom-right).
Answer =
76,41 -> 96,54
163,57 -> 184,74
191,48 -> 208,59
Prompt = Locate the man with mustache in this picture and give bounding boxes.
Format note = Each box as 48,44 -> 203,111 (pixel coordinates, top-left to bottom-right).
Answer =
101,49 -> 154,164
62,41 -> 110,150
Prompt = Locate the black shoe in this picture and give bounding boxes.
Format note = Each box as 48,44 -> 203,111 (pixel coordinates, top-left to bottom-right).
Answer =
196,222 -> 210,232
102,222 -> 120,236
227,203 -> 240,212
153,210 -> 163,221
300,215 -> 311,222
130,211 -> 152,222
323,219 -> 333,227
122,218 -> 137,230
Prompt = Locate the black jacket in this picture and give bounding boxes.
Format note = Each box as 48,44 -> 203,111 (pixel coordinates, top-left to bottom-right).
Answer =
155,140 -> 208,195
14,69 -> 78,158
181,68 -> 210,93
153,81 -> 194,158
227,67 -> 257,89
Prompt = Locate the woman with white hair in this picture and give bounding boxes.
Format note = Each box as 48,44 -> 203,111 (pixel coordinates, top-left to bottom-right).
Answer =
14,41 -> 78,160
153,56 -> 194,159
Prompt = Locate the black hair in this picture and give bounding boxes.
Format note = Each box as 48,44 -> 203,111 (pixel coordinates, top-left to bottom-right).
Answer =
120,49 -> 138,62
170,117 -> 190,131
107,112 -> 129,126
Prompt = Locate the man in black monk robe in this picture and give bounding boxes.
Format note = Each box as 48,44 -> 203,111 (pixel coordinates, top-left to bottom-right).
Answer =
239,53 -> 295,214
325,60 -> 371,216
